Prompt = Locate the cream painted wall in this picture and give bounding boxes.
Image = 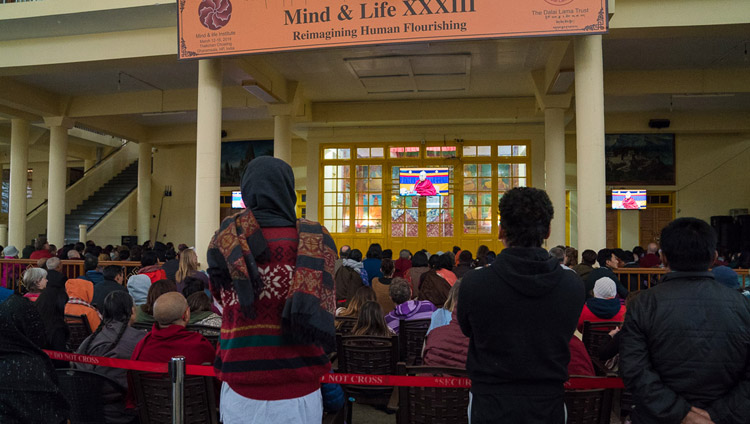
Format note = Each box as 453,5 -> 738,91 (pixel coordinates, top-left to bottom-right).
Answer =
148,144 -> 197,246
566,132 -> 750,249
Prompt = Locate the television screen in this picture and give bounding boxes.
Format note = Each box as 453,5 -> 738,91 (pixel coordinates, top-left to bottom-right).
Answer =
231,191 -> 246,209
612,190 -> 647,210
399,168 -> 449,196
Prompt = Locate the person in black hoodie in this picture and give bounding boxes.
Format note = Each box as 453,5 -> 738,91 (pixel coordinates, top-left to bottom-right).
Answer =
458,187 -> 585,424
584,249 -> 628,299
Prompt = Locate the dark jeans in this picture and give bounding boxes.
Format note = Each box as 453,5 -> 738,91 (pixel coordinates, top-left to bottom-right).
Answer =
469,390 -> 566,424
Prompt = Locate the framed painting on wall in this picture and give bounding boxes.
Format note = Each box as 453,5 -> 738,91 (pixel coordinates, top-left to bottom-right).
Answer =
220,140 -> 273,186
605,134 -> 675,185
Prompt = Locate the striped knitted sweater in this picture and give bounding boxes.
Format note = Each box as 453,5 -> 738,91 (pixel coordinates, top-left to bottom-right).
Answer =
210,225 -> 335,400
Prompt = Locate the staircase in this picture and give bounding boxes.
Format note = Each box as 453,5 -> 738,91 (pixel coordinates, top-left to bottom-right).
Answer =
64,161 -> 139,243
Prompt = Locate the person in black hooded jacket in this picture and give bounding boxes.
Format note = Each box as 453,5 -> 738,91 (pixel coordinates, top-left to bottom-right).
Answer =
620,218 -> 750,424
458,187 -> 584,424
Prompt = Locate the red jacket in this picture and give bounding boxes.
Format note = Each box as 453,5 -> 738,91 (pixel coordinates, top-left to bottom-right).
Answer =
422,310 -> 469,368
577,301 -> 626,332
568,336 -> 595,376
139,265 -> 167,284
131,324 -> 215,365
394,258 -> 412,279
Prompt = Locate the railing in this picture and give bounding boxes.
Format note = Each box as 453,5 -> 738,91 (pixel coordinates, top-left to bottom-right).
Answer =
614,268 -> 749,291
0,259 -> 147,289
26,140 -> 131,218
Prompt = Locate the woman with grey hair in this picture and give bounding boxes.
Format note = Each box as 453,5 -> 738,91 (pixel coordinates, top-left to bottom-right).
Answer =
22,268 -> 48,302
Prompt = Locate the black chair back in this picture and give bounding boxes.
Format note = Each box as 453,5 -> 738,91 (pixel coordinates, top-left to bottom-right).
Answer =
56,368 -> 126,424
398,318 -> 431,365
396,362 -> 469,424
131,321 -> 154,331
185,323 -> 220,347
581,321 -> 622,359
130,371 -> 219,424
64,314 -> 92,351
565,376 -> 614,424
334,316 -> 357,335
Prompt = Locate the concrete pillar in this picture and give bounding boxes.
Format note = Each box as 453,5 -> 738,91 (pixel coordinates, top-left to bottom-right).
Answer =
8,119 -> 29,250
78,224 -> 87,243
574,35 -> 606,252
84,159 -> 96,172
544,107 -> 566,247
46,120 -> 71,247
273,113 -> 292,164
305,140 -> 320,222
137,143 -> 152,245
195,59 -> 222,269
0,224 -> 7,247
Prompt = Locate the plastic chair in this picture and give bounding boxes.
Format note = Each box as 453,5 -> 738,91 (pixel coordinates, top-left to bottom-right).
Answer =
396,362 -> 469,424
64,314 -> 92,351
565,376 -> 614,424
398,318 -> 431,365
56,368 -> 129,424
130,371 -> 219,424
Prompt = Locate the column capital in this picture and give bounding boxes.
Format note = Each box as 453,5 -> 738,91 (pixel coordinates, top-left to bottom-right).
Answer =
268,103 -> 293,117
43,116 -> 75,129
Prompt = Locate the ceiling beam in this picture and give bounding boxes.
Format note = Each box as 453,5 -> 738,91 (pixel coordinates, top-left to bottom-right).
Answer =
605,68 -> 750,96
0,77 -> 61,117
75,116 -> 147,142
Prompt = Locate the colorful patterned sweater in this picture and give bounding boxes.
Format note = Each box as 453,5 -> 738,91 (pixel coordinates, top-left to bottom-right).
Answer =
210,226 -> 335,400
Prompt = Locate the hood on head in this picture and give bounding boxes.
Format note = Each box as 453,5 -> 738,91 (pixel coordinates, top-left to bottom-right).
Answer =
586,297 -> 622,319
241,156 -> 297,227
491,247 -> 564,298
66,278 -> 94,303
128,275 -> 151,305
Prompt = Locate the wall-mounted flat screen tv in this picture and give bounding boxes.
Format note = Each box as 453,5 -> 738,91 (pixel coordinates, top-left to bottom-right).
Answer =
231,191 -> 246,209
612,190 -> 647,210
399,168 -> 449,196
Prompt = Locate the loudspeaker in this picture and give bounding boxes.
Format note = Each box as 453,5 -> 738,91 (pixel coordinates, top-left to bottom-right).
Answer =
711,216 -> 739,252
737,215 -> 750,251
648,119 -> 671,129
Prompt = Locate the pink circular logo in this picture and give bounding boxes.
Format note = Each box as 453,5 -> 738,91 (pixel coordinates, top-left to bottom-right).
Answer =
199,0 -> 232,30
544,0 -> 574,5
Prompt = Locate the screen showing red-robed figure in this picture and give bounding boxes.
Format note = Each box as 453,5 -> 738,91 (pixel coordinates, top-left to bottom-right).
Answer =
399,168 -> 449,197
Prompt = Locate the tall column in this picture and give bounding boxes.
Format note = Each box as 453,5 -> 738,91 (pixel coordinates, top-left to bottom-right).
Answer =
137,143 -> 152,245
46,119 -> 71,247
8,119 -> 29,250
0,224 -> 8,247
545,107 -> 566,247
195,59 -> 222,269
273,113 -> 292,164
574,35 -> 606,251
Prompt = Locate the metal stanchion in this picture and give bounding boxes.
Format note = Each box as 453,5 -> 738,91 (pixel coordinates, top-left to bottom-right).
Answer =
170,356 -> 186,424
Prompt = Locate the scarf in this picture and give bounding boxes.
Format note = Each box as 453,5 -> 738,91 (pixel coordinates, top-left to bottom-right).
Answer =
241,156 -> 297,227
67,297 -> 103,319
207,208 -> 338,351
342,259 -> 363,271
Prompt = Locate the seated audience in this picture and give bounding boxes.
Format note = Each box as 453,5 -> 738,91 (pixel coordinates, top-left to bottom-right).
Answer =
351,301 -> 394,337
564,247 -> 578,267
372,258 -> 396,313
0,294 -> 69,423
175,248 -> 209,293
362,243 -> 384,284
427,280 -> 461,334
567,336 -> 595,377
186,292 -> 221,327
406,251 -> 430,298
127,274 -> 150,306
577,277 -> 627,332
335,286 -> 376,325
46,257 -> 62,273
29,236 -> 53,260
65,278 -> 101,332
394,249 -> 412,279
436,253 -> 458,286
161,248 -> 179,282
68,249 -> 82,260
131,292 -> 215,365
21,267 -> 47,302
385,278 -> 436,334
334,245 -> 350,277
474,245 -> 490,268
584,249 -> 628,299
335,248 -> 367,307
2,245 -> 22,290
423,287 -> 469,368
638,242 -> 662,268
80,254 -> 105,285
75,291 -> 145,424
712,265 -> 742,291
134,279 -> 177,326
138,251 -> 166,283
92,265 -> 129,309
418,255 -> 451,307
34,270 -> 70,355
572,249 -> 596,280
453,250 -> 474,279
0,285 -> 11,303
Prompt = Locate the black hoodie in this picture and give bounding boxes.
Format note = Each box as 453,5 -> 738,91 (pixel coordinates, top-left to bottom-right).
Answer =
458,247 -> 585,394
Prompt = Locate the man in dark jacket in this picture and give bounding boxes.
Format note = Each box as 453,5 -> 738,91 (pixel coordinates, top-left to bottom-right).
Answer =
584,249 -> 628,299
91,265 -> 128,309
620,218 -> 750,424
458,187 -> 585,424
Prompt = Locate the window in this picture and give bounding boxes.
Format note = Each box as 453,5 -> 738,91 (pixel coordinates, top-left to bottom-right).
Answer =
322,165 -> 350,233
498,145 -> 527,157
354,165 -> 383,233
462,145 -> 491,158
463,164 -> 493,234
426,146 -> 457,158
356,147 -> 384,158
390,166 -> 419,238
323,148 -> 351,160
389,146 -> 420,159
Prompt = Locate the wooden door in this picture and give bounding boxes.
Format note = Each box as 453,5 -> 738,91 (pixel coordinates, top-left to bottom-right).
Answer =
606,209 -> 619,248
639,208 -> 674,247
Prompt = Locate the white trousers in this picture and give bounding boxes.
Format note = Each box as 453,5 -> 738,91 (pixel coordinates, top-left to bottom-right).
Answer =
220,382 -> 323,424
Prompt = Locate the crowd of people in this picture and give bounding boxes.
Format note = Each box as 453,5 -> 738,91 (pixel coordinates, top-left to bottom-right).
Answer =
1,157 -> 749,424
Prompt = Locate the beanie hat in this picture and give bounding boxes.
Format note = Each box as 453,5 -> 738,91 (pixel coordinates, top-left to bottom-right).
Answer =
127,274 -> 151,306
593,277 -> 617,299
712,266 -> 740,290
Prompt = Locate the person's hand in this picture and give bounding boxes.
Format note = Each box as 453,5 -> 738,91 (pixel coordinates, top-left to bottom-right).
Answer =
681,407 -> 714,424
608,326 -> 621,337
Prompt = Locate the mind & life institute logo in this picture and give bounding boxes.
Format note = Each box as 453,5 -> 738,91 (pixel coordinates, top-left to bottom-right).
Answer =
544,0 -> 575,5
199,0 -> 233,30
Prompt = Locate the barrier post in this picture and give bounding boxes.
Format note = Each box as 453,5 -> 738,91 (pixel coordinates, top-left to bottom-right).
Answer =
169,356 -> 186,424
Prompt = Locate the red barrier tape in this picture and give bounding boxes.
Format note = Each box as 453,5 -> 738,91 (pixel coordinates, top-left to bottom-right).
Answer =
43,350 -> 624,389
